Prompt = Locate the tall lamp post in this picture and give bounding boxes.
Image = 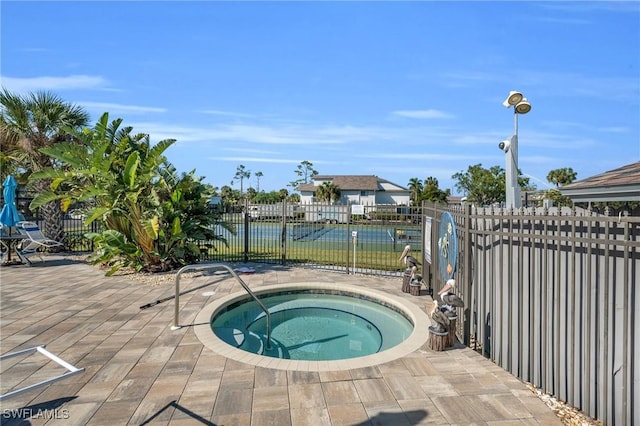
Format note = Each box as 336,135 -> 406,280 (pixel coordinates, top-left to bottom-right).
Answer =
499,91 -> 531,208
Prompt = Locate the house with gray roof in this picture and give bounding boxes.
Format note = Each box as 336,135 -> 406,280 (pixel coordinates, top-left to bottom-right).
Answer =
297,175 -> 411,205
560,161 -> 640,203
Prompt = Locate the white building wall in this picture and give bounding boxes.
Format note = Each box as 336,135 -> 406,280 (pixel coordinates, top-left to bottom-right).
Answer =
300,193 -> 315,204
375,191 -> 410,205
341,192 -> 376,205
298,178 -> 410,206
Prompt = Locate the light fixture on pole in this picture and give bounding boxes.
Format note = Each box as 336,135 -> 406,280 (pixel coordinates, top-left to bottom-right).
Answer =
502,91 -> 523,108
500,90 -> 531,208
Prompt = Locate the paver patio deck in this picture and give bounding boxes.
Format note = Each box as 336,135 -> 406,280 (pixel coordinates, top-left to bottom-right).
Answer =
0,257 -> 562,425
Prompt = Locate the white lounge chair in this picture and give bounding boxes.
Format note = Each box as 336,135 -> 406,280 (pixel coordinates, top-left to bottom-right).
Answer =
15,221 -> 64,264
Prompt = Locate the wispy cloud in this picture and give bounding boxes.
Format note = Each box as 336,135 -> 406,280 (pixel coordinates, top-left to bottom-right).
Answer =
128,116 -> 612,170
79,101 -> 167,114
517,131 -> 601,150
17,47 -> 50,53
521,173 -> 554,189
442,71 -> 502,84
220,147 -> 281,155
0,74 -> 109,93
132,122 -> 393,146
597,126 -> 630,134
534,16 -> 591,25
542,120 -> 631,135
529,72 -> 640,101
443,68 -> 639,102
541,120 -> 590,129
360,152 -> 497,162
536,2 -> 640,14
392,109 -> 455,119
199,109 -> 256,118
214,156 -> 319,164
551,75 -> 630,102
522,155 -> 565,166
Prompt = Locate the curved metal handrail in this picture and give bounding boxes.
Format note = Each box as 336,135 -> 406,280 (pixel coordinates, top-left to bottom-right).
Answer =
171,263 -> 271,349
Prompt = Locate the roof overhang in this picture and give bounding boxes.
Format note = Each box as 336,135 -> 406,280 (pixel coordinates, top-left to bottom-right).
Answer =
561,184 -> 640,203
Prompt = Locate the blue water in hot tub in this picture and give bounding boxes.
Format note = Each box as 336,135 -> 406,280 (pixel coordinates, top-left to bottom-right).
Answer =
211,291 -> 414,361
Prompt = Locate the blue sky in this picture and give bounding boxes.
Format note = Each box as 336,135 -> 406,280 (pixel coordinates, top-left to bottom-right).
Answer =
2,1 -> 639,195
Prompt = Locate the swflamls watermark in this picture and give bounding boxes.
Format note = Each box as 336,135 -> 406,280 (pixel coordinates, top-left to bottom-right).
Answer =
2,408 -> 70,419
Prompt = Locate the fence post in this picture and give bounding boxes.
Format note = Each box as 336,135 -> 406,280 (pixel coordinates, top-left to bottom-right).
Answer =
431,202 -> 440,291
420,201 -> 430,293
281,199 -> 287,265
463,202 -> 472,346
243,199 -> 249,263
345,207 -> 351,274
90,220 -> 98,252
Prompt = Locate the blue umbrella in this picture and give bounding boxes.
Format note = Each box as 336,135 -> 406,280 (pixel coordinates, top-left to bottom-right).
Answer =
0,175 -> 21,228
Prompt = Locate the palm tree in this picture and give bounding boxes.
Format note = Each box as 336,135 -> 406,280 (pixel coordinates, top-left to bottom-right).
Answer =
0,126 -> 25,184
423,176 -> 449,203
287,192 -> 300,203
254,171 -> 263,192
547,167 -> 577,187
544,167 -> 577,208
232,164 -> 251,194
315,182 -> 340,204
246,187 -> 257,201
0,89 -> 89,244
407,178 -> 423,205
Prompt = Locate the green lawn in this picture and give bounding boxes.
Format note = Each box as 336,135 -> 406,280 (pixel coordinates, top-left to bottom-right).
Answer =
202,240 -> 405,272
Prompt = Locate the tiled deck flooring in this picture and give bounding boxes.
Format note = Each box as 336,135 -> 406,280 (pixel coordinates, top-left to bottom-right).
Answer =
0,257 -> 561,425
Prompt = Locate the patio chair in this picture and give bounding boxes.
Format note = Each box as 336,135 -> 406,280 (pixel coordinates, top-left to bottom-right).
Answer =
1,224 -> 23,265
15,221 -> 64,264
0,225 -> 7,261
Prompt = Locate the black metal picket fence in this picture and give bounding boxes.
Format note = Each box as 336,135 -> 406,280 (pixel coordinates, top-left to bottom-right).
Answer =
200,202 -> 424,276
31,201 -> 423,276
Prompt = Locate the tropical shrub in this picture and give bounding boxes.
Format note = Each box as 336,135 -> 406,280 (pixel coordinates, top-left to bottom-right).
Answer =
30,113 -> 235,275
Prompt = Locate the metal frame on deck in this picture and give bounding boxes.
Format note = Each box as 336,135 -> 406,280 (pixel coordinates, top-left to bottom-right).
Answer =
0,345 -> 84,400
